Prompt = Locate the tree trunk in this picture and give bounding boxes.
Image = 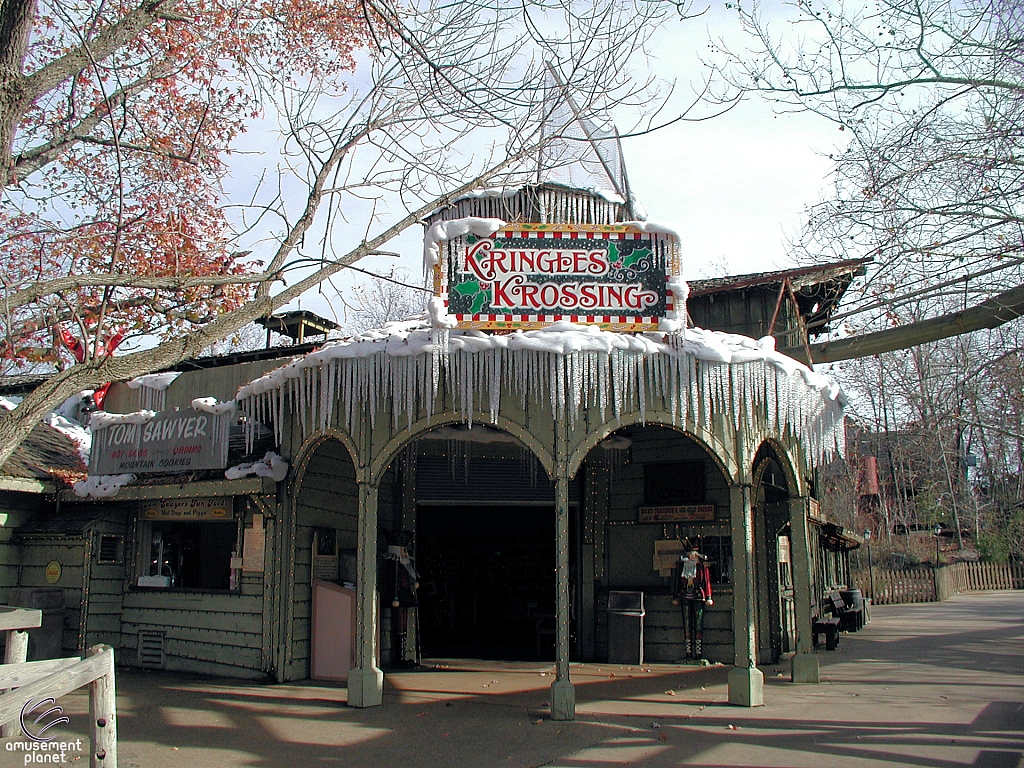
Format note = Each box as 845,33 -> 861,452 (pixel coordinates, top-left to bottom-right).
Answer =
0,0 -> 36,170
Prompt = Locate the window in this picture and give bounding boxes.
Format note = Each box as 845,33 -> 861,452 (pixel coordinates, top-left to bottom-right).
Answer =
136,518 -> 239,590
644,462 -> 706,505
700,535 -> 733,585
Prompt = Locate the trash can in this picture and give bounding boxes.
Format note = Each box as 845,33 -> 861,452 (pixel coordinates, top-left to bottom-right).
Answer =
6,587 -> 66,659
840,588 -> 865,631
607,590 -> 645,664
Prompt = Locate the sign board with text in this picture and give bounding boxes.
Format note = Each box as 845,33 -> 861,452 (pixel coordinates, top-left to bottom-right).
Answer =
91,408 -> 230,475
141,497 -> 233,521
638,504 -> 716,523
437,224 -> 680,332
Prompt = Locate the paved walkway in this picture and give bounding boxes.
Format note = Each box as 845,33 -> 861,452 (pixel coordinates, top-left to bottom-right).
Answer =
3,590 -> 1022,767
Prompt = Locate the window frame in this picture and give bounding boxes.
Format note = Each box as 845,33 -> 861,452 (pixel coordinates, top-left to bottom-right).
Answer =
131,506 -> 243,593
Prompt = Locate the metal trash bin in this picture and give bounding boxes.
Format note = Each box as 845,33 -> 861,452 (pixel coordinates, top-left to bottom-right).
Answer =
607,590 -> 645,664
7,587 -> 66,659
840,588 -> 865,631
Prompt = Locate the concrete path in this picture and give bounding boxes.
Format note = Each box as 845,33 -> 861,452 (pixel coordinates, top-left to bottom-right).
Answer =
3,590 -> 1022,767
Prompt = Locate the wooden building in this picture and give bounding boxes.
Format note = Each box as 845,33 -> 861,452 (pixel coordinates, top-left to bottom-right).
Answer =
0,187 -> 864,722
688,260 -> 869,363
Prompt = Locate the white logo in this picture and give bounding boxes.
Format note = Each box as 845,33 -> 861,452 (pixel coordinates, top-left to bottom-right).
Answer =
20,697 -> 69,741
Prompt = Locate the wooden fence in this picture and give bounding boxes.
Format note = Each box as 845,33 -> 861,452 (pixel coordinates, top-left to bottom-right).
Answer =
852,567 -> 936,605
852,561 -> 1024,605
0,606 -> 116,768
936,561 -> 1024,601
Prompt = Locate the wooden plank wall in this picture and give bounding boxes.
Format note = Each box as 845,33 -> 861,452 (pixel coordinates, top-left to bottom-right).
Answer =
593,591 -> 734,664
120,587 -> 267,678
0,492 -> 43,604
119,500 -> 269,680
84,521 -> 127,651
16,540 -> 85,654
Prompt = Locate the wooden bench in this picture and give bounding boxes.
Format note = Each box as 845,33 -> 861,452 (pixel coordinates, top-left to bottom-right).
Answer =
812,615 -> 840,650
826,591 -> 864,633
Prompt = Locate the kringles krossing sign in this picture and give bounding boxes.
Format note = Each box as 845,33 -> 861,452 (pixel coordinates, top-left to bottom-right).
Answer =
441,225 -> 679,332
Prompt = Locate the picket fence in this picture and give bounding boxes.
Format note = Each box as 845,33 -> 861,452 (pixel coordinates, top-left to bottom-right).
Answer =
852,561 -> 1024,605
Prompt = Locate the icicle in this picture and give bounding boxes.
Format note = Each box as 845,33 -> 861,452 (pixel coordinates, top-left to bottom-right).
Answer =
611,350 -> 623,421
597,353 -> 609,422
551,353 -> 563,423
728,366 -> 740,432
568,353 -> 582,427
636,354 -> 646,422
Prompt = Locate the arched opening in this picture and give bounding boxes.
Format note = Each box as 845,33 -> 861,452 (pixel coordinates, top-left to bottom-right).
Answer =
288,435 -> 360,681
752,443 -> 796,664
577,424 -> 734,664
380,424 -> 564,662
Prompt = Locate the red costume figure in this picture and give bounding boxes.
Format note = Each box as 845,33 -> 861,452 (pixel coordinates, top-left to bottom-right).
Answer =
672,547 -> 713,660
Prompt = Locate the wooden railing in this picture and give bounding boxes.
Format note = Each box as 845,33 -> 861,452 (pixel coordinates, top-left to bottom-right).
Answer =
1,604 -> 41,736
853,561 -> 1024,605
0,606 -> 116,768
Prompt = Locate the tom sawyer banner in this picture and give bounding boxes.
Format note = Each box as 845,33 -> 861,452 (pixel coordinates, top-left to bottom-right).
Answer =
91,409 -> 230,474
443,225 -> 675,331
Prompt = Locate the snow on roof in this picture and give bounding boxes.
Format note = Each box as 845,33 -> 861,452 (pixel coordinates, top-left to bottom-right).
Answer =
237,320 -> 837,400
233,319 -> 846,467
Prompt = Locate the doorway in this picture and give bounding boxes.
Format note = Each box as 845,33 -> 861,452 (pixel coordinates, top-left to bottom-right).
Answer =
416,504 -> 555,659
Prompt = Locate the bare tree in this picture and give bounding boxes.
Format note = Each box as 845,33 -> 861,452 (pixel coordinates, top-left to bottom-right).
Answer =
706,0 -> 1024,558
338,269 -> 428,334
0,0 -> 687,466
708,0 -> 1024,336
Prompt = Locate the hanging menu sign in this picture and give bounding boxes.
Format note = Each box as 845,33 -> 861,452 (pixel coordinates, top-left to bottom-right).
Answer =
141,497 -> 233,521
441,224 -> 678,332
638,504 -> 715,523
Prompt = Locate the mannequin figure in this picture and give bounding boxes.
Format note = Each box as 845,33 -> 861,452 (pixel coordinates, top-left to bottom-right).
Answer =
672,546 -> 713,660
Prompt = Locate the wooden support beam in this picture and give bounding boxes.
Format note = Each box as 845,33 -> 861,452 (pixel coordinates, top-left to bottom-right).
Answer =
789,283 -> 1024,364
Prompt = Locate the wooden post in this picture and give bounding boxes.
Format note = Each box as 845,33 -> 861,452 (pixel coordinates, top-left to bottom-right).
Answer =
788,496 -> 819,683
550,471 -> 575,721
347,480 -> 383,707
88,645 -> 117,768
1,629 -> 30,736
